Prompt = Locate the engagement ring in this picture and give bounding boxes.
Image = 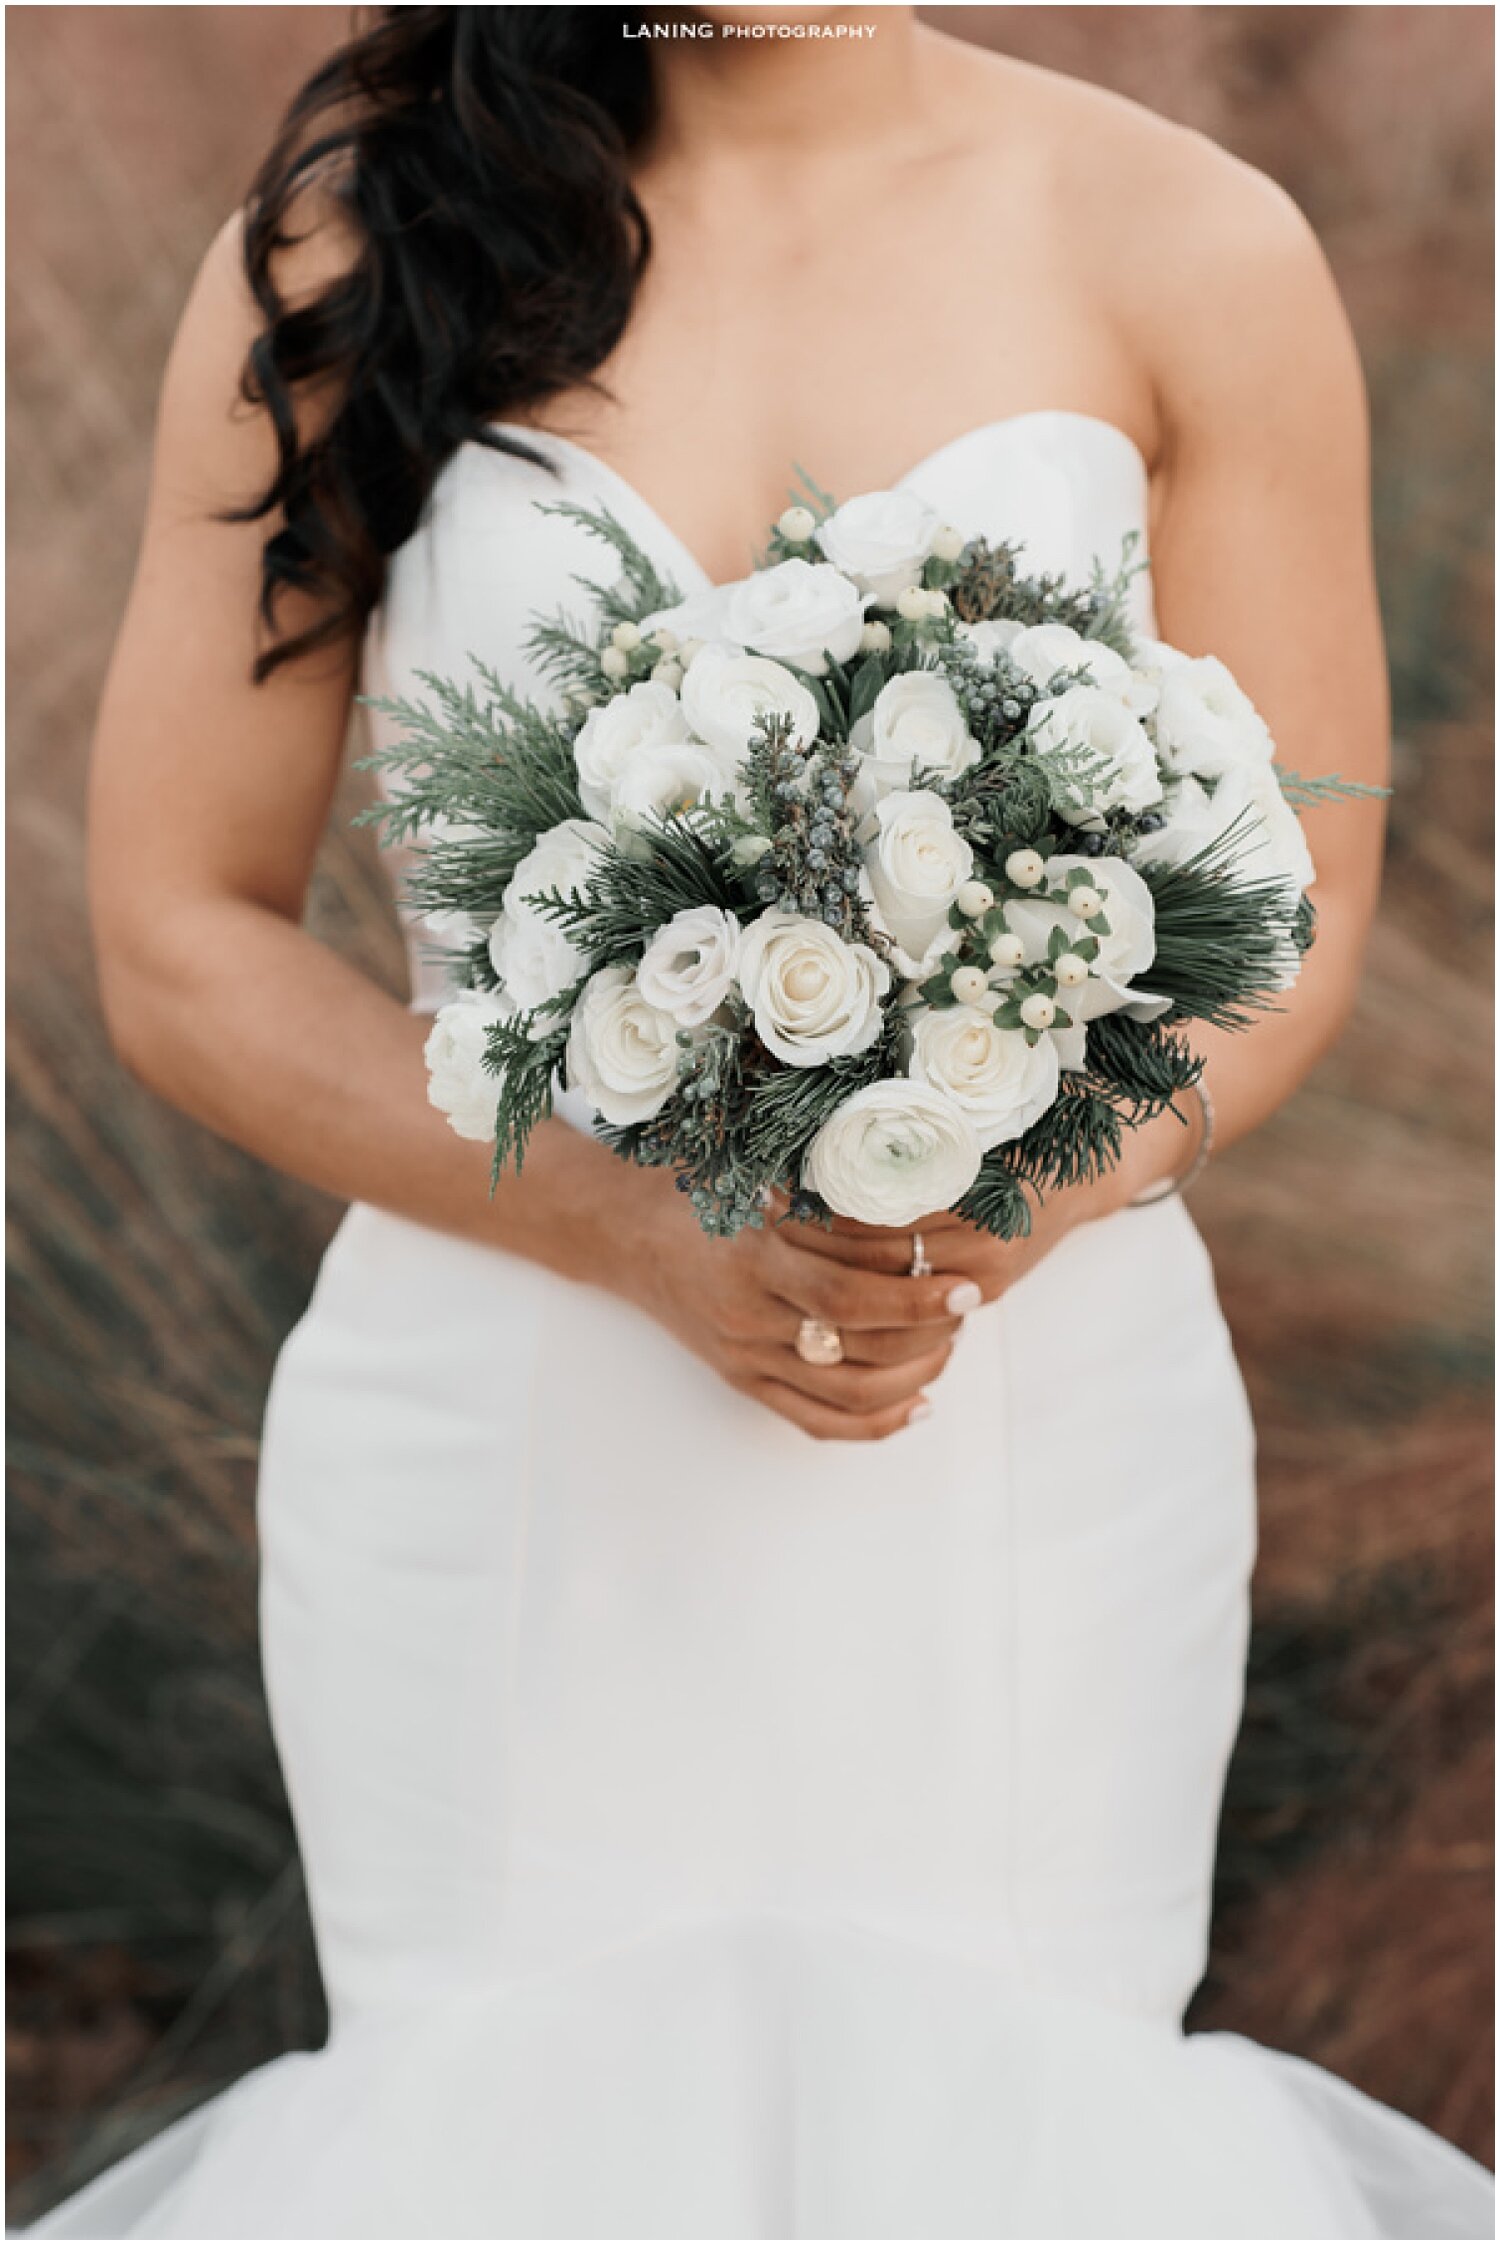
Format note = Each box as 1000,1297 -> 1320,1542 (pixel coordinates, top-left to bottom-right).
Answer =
795,1316 -> 844,1367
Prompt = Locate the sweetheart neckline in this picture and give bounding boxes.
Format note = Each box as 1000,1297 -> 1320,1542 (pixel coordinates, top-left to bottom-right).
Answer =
467,409 -> 1151,596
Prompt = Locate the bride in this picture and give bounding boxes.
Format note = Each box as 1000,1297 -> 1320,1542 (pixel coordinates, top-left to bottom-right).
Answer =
36,6 -> 1490,2238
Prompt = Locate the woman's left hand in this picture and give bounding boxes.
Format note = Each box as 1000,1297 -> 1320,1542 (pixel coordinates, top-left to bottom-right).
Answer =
784,1102 -> 1199,1310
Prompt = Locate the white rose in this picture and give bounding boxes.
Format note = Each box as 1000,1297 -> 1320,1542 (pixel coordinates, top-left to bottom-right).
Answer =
1005,853 -> 1170,1024
908,1004 -> 1060,1151
736,909 -> 891,1067
610,736 -> 739,828
423,989 -> 512,1143
680,642 -> 821,762
573,682 -> 691,821
636,906 -> 742,1028
1006,622 -> 1126,696
863,789 -> 975,971
1135,767 -> 1315,897
1028,684 -> 1164,826
489,817 -> 609,1017
565,965 -> 679,1126
722,558 -> 866,676
803,1079 -> 982,1227
815,489 -> 941,605
957,619 -> 1023,665
849,671 -> 980,808
1151,653 -> 1275,780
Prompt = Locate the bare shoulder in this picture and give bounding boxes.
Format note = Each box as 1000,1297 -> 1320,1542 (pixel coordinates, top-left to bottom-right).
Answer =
929,36 -> 1361,440
159,182 -> 361,509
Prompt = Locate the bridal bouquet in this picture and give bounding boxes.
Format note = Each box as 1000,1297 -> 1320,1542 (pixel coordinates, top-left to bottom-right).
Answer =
363,478 -> 1369,1237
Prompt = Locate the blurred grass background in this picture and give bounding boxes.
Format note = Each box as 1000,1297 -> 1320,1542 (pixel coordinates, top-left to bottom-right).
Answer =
6,3 -> 1493,2218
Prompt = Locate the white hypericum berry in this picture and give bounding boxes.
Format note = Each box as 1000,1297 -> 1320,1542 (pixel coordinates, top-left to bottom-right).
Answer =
931,525 -> 966,564
678,637 -> 705,667
950,966 -> 990,1006
1019,992 -> 1057,1031
988,932 -> 1026,970
652,659 -> 684,689
1005,848 -> 1046,889
1054,953 -> 1090,988
778,505 -> 817,544
860,619 -> 893,654
896,586 -> 929,622
611,621 -> 641,652
1069,885 -> 1104,919
650,628 -> 679,655
600,647 -> 630,681
922,589 -> 949,620
956,880 -> 995,919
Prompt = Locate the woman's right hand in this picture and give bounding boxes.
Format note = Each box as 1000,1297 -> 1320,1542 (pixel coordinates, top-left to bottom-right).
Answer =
608,1166 -> 979,1442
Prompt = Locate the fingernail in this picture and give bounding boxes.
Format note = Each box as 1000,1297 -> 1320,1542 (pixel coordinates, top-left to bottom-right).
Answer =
946,1281 -> 983,1315
908,1398 -> 933,1425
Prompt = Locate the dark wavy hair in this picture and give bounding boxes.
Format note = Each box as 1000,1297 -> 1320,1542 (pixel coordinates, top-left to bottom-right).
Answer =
237,7 -> 654,678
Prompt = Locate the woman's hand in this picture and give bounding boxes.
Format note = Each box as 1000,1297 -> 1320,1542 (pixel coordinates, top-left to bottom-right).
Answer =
609,1164 -> 979,1443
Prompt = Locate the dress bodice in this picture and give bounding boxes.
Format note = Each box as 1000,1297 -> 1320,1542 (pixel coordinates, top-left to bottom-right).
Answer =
361,411 -> 1157,1013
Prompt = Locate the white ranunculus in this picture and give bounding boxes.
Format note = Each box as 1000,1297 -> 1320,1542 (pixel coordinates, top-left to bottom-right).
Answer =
638,584 -> 733,648
1135,766 -> 1315,897
908,1004 -> 1061,1151
489,817 -> 609,1017
815,489 -> 941,605
636,906 -> 742,1028
803,1078 -> 982,1227
1005,854 -> 1169,1023
736,909 -> 890,1068
1007,622 -> 1130,697
722,558 -> 866,676
680,642 -> 820,762
849,671 -> 980,808
572,682 -> 691,821
610,737 -> 739,828
423,989 -> 512,1143
1028,684 -> 1164,826
565,965 -> 679,1126
957,618 -> 1023,665
863,789 -> 975,970
1151,652 -> 1275,780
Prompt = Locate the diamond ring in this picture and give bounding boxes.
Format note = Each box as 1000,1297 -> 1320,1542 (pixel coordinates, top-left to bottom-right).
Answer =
795,1316 -> 844,1367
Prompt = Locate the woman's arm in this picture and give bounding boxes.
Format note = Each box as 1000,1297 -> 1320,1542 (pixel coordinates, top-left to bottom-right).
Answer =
801,164 -> 1389,1292
91,217 -> 965,1440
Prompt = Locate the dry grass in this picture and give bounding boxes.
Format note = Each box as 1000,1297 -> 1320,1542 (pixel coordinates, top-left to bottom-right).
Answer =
6,4 -> 1493,2217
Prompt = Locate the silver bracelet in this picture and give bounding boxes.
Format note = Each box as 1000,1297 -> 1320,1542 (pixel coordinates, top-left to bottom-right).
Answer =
1130,1080 -> 1215,1207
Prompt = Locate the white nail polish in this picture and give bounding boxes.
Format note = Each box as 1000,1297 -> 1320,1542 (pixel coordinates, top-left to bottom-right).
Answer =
946,1281 -> 983,1315
908,1398 -> 934,1426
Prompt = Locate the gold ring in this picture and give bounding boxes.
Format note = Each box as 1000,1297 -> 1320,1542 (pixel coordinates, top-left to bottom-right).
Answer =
795,1316 -> 844,1367
909,1231 -> 933,1277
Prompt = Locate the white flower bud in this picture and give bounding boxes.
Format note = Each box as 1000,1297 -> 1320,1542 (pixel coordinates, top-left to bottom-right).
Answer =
1005,848 -> 1046,889
611,621 -> 641,652
652,659 -> 683,689
1054,952 -> 1090,988
950,965 -> 989,1006
600,646 -> 630,681
922,589 -> 949,620
1070,884 -> 1104,919
896,586 -> 929,623
650,628 -> 679,655
1019,991 -> 1057,1031
678,637 -> 704,667
860,619 -> 893,655
956,880 -> 994,919
988,932 -> 1026,970
778,504 -> 817,544
930,525 -> 966,564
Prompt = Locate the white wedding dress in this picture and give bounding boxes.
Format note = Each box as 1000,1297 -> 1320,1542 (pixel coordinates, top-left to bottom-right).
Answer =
31,415 -> 1492,2241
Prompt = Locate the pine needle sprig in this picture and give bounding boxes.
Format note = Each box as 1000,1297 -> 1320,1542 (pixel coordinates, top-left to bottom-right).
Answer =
1140,827 -> 1302,1029
1083,1013 -> 1205,1118
357,667 -> 583,848
535,812 -> 741,962
482,996 -> 577,1182
954,1156 -> 1034,1242
1275,767 -> 1390,812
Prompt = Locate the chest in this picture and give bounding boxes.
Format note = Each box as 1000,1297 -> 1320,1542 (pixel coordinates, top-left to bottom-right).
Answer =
518,178 -> 1152,586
